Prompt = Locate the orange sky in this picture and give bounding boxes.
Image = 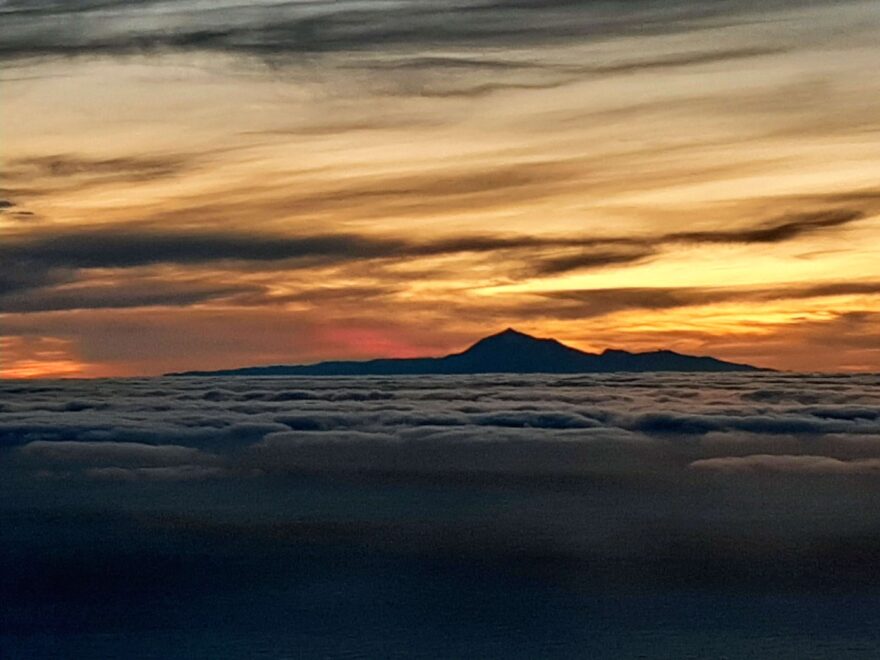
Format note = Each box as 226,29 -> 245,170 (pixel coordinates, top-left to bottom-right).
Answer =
2,0 -> 880,377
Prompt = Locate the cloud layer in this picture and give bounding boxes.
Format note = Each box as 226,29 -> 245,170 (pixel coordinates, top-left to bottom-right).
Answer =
4,373 -> 880,482
4,374 -> 880,654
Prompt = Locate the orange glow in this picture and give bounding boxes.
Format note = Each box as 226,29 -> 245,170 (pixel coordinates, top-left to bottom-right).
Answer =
0,337 -> 91,379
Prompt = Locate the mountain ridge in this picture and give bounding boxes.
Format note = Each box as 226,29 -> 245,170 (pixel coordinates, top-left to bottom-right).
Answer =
167,328 -> 768,376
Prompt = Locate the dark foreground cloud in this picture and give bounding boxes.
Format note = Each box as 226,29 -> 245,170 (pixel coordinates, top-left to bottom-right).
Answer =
4,373 -> 880,656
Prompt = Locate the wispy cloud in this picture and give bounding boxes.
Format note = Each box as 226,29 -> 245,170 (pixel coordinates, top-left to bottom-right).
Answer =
2,206 -> 866,274
669,210 -> 865,245
0,0 -> 799,64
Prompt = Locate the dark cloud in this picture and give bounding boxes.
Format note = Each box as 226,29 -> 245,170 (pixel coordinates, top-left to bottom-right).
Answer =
0,212 -> 868,318
19,439 -> 216,467
257,285 -> 402,308
534,209 -> 874,276
0,154 -> 196,197
537,279 -> 880,317
0,277 -> 266,313
1,206 -> 865,279
625,410 -> 870,436
82,465 -> 230,481
404,79 -> 575,99
360,46 -> 787,77
358,43 -> 790,98
0,262 -> 72,297
588,46 -> 789,75
5,154 -> 187,180
0,0 -> 792,64
669,209 -> 865,244
529,249 -> 656,276
0,229 -> 407,269
359,44 -> 792,100
0,226 -> 620,274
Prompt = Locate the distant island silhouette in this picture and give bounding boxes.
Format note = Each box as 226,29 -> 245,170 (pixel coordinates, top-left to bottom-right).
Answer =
168,328 -> 767,376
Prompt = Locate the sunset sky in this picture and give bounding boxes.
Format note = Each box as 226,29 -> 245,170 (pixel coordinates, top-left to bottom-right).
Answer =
2,0 -> 879,377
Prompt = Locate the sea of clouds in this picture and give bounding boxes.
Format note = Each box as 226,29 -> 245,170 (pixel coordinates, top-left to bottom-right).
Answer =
4,373 -> 880,657
4,373 -> 880,481
4,373 -> 880,558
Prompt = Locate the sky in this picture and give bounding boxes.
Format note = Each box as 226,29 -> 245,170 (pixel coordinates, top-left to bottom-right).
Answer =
2,0 -> 880,377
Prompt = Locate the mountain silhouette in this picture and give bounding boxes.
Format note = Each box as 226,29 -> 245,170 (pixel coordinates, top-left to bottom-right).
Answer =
169,328 -> 767,376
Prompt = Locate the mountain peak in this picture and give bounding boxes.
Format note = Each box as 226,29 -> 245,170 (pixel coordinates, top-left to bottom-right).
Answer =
464,328 -> 564,352
453,328 -> 588,372
491,327 -> 538,341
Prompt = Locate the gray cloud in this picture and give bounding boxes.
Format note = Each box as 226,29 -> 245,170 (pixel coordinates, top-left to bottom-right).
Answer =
4,154 -> 189,181
528,249 -> 656,276
6,264 -> 872,320
0,229 -> 408,270
669,209 -> 865,245
0,0 -> 799,65
690,454 -> 880,474
83,465 -> 230,481
19,439 -> 215,467
0,205 -> 865,287
0,277 -> 266,313
0,262 -> 72,297
0,154 -> 196,199
360,46 -> 787,77
576,280 -> 880,309
246,425 -> 654,476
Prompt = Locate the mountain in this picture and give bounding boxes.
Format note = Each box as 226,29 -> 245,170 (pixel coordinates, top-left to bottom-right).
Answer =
168,328 -> 767,376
